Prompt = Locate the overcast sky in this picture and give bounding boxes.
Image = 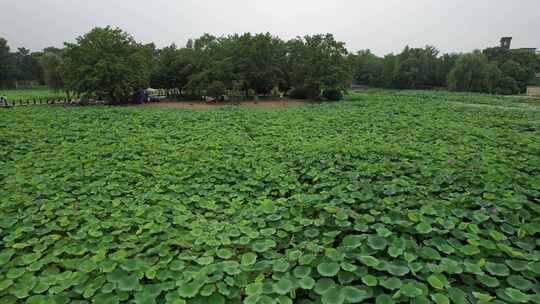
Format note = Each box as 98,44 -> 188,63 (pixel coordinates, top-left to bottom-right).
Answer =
1,0 -> 538,55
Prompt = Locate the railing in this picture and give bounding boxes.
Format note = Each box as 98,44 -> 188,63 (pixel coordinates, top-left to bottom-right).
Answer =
0,96 -> 95,108
0,89 -> 186,108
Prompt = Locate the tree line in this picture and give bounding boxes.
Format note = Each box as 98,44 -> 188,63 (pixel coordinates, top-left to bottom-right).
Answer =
1,27 -> 538,103
351,46 -> 538,95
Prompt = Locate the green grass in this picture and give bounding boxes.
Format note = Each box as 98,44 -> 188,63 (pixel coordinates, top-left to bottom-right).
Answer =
0,87 -> 67,101
0,90 -> 539,303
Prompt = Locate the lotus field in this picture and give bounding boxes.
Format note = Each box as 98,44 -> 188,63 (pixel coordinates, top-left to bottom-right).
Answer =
0,90 -> 539,304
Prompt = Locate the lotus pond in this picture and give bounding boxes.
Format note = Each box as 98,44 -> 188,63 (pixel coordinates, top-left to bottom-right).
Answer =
0,90 -> 539,304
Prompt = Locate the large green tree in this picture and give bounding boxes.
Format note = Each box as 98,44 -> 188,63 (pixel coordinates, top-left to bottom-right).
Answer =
350,50 -> 382,86
448,51 -> 489,92
40,52 -> 65,91
0,38 -> 17,88
62,27 -> 152,103
286,34 -> 352,94
12,48 -> 42,83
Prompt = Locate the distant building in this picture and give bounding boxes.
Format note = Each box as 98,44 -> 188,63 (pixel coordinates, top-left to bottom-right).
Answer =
500,37 -> 512,49
499,37 -> 537,53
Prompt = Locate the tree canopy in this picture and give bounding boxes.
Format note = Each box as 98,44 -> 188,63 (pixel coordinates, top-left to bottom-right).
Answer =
62,27 -> 153,103
2,28 -> 537,98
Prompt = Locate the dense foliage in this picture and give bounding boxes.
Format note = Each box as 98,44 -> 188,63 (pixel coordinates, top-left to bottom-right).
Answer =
61,27 -> 154,104
151,33 -> 351,100
1,90 -> 539,303
2,30 -> 537,98
0,38 -> 43,88
349,46 -> 537,95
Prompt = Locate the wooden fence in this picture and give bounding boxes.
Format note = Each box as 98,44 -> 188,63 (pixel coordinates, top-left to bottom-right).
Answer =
0,96 -> 91,108
0,89 -> 183,108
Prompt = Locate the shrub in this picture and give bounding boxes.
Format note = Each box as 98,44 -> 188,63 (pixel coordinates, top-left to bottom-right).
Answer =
206,81 -> 226,99
289,87 -> 320,99
322,88 -> 344,101
495,76 -> 520,95
271,86 -> 281,97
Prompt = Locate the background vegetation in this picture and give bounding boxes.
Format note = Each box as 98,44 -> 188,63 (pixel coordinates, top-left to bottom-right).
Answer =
350,47 -> 537,95
1,27 -> 538,103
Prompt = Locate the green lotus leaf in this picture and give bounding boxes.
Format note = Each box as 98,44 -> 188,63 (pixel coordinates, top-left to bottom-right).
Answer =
459,245 -> 480,256
506,275 -> 534,291
431,293 -> 450,304
338,286 -> 367,303
216,249 -> 233,259
376,294 -> 395,304
299,254 -> 316,265
222,261 -> 241,275
165,291 -> 186,304
100,260 -> 118,273
322,286 -> 345,304
506,260 -> 528,271
32,280 -> 50,294
26,295 -> 52,304
298,277 -> 315,290
472,292 -> 495,302
304,228 -> 320,238
342,235 -> 363,248
273,277 -> 293,295
381,277 -> 402,290
385,262 -> 409,276
419,247 -> 441,260
246,282 -> 263,296
447,288 -> 469,304
241,252 -> 257,266
367,235 -> 387,250
272,259 -> 290,272
463,261 -> 484,275
169,260 -> 186,271
251,240 -> 276,253
376,227 -> 392,237
359,255 -> 380,267
6,267 -> 25,279
504,288 -> 531,303
117,273 -> 140,291
317,262 -> 340,277
196,256 -> 214,265
477,275 -> 499,287
427,274 -> 447,290
361,274 -> 378,286
472,212 -> 490,223
439,258 -> 462,274
177,282 -> 201,298
314,278 -> 336,295
416,222 -> 432,234
0,279 -> 14,291
527,261 -> 540,274
293,266 -> 312,278
18,253 -> 40,266
340,262 -> 357,272
277,295 -> 292,304
485,262 -> 510,276
201,293 -> 225,304
400,283 -> 423,298
488,230 -> 506,241
200,284 -> 216,296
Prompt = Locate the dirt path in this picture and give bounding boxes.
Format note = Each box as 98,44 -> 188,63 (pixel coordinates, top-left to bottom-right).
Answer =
142,100 -> 306,109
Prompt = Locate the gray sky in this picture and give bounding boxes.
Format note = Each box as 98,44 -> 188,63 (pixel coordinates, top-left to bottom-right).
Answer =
1,0 -> 539,55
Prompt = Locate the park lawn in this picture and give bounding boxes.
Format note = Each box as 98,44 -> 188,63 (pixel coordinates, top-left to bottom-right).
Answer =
0,90 -> 539,303
0,87 -> 66,101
